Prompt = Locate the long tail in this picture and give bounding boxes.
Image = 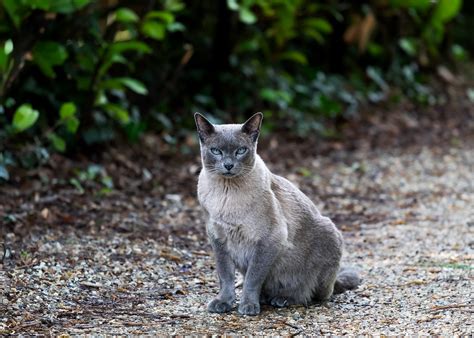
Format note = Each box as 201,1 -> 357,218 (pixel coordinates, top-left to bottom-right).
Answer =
333,267 -> 362,294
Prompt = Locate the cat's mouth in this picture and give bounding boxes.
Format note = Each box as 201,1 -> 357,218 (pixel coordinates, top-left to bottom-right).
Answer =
222,172 -> 236,177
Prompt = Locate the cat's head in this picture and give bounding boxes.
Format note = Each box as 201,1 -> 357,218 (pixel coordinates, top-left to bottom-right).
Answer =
194,113 -> 263,178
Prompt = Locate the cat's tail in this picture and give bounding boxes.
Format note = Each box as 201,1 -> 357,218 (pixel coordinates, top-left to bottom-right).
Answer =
333,266 -> 362,294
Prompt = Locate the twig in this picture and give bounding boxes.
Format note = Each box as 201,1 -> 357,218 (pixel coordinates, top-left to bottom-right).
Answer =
169,313 -> 191,319
275,319 -> 304,334
429,303 -> 472,313
191,250 -> 210,256
15,261 -> 38,270
80,281 -> 103,288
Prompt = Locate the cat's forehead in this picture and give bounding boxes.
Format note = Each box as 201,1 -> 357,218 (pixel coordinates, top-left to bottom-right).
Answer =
214,123 -> 242,134
206,123 -> 251,147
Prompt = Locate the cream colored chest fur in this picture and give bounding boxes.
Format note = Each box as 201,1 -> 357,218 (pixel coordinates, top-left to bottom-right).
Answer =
197,157 -> 285,244
199,175 -> 266,237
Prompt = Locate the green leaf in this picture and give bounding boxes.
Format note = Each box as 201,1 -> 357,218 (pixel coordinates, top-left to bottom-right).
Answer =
59,102 -> 80,133
167,22 -> 186,32
100,77 -> 148,95
0,165 -> 9,181
227,0 -> 239,10
431,0 -> 462,23
60,102 -> 77,119
145,11 -> 175,24
29,0 -> 51,10
101,175 -> 114,189
303,29 -> 324,43
0,42 -> 9,73
142,21 -> 166,40
4,40 -> 13,55
47,132 -> 66,152
297,167 -> 312,177
115,7 -> 139,23
366,67 -> 389,92
260,88 -> 292,104
109,41 -> 152,54
279,51 -> 308,65
164,0 -> 185,12
12,104 -> 39,132
119,78 -> 148,95
2,0 -> 26,28
304,18 -> 332,33
65,117 -> 80,133
451,44 -> 467,61
101,41 -> 151,77
239,7 -> 257,24
466,88 -> 474,103
70,178 -> 84,194
102,103 -> 130,124
96,53 -> 127,79
399,37 -> 418,56
32,41 -> 68,78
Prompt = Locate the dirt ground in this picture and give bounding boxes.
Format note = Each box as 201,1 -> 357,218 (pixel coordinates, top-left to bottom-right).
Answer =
1,96 -> 473,335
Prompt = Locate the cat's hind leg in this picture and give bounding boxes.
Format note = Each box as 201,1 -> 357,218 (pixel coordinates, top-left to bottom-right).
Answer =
262,280 -> 311,308
311,267 -> 338,303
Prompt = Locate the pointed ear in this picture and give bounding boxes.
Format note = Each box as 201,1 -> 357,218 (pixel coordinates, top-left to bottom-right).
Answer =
241,112 -> 263,142
194,113 -> 215,141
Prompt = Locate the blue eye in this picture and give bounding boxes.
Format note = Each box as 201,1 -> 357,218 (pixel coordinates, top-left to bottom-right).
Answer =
210,148 -> 222,155
236,147 -> 247,155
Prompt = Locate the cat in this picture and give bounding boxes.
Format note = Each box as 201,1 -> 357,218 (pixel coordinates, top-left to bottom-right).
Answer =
195,112 -> 361,316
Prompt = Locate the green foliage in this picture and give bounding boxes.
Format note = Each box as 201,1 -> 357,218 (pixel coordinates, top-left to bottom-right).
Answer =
60,102 -> 80,133
47,132 -> 66,152
33,41 -> 69,78
0,0 -> 470,181
12,104 -> 39,132
115,8 -> 139,23
70,164 -> 114,195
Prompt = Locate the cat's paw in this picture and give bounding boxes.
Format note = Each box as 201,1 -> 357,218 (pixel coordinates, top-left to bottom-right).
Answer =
270,296 -> 288,308
208,298 -> 233,313
238,301 -> 261,316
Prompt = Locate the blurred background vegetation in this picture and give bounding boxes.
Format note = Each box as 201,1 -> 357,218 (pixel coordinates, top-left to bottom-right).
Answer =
0,0 -> 472,180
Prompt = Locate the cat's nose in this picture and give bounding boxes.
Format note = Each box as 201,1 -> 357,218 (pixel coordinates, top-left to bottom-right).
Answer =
224,163 -> 234,171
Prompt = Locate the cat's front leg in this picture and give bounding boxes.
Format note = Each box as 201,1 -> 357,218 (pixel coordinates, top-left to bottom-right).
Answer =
208,236 -> 236,313
239,240 -> 280,316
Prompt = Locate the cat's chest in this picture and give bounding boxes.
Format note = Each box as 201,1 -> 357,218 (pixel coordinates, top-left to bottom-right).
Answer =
198,182 -> 259,222
199,182 -> 267,241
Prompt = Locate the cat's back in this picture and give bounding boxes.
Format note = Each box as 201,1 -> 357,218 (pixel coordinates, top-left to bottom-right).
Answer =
270,173 -> 321,218
270,171 -> 341,240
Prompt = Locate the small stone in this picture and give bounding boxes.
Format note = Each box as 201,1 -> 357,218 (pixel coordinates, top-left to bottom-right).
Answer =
293,312 -> 301,320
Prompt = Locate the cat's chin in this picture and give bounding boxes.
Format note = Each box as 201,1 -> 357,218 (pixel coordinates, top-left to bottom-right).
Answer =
221,172 -> 237,178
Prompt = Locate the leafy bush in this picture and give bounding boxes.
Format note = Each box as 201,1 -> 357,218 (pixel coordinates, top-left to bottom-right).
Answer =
0,0 -> 470,180
0,0 -> 185,177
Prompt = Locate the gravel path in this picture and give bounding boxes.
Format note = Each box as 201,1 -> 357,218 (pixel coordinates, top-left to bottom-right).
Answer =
1,143 -> 473,335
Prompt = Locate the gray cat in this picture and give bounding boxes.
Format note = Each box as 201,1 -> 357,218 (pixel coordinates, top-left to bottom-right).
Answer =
195,112 -> 360,316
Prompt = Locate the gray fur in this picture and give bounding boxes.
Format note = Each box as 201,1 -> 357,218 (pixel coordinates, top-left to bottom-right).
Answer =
195,112 -> 361,315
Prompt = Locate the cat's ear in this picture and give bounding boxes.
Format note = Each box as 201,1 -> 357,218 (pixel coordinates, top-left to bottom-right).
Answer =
194,113 -> 215,141
242,112 -> 263,142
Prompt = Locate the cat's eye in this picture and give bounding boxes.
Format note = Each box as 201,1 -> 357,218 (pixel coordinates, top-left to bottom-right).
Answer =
210,148 -> 222,155
236,147 -> 248,155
